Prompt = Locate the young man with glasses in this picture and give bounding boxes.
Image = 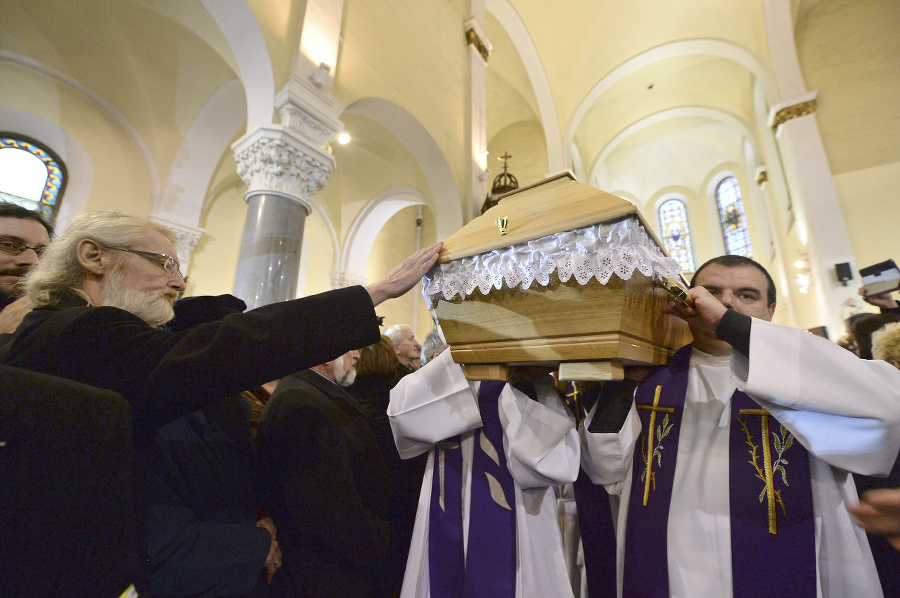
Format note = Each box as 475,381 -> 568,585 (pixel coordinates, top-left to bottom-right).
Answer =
0,203 -> 53,332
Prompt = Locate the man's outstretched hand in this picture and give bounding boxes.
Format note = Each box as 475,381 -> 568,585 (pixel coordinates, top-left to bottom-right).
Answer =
366,242 -> 443,307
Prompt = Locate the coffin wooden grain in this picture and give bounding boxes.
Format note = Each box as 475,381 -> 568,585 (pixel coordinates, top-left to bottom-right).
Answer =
430,173 -> 691,380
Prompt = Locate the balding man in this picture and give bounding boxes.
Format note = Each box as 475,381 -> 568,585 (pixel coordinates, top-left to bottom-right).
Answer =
385,323 -> 421,378
0,210 -> 440,597
255,348 -> 393,597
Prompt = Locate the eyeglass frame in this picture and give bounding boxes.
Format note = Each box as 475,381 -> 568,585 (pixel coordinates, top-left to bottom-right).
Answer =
0,236 -> 47,257
102,245 -> 183,277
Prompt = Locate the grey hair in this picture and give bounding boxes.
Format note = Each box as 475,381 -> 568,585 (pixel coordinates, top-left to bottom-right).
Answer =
383,323 -> 411,346
24,211 -> 179,307
420,327 -> 449,365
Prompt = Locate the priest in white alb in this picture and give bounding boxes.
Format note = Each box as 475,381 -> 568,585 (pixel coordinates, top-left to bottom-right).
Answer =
388,348 -> 580,598
582,255 -> 900,598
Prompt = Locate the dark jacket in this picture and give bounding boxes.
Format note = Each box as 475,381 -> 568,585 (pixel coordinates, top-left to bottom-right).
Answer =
347,374 -> 426,597
255,370 -> 393,598
0,365 -> 138,598
0,287 -> 380,596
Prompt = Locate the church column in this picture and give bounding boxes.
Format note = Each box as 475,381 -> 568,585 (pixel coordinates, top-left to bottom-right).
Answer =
769,95 -> 857,336
764,0 -> 857,337
231,0 -> 345,309
231,72 -> 342,309
465,5 -> 492,223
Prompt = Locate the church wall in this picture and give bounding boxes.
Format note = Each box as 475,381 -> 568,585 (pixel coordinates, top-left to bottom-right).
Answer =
487,120 -> 548,188
365,205 -> 438,341
0,62 -> 154,217
833,161 -> 900,276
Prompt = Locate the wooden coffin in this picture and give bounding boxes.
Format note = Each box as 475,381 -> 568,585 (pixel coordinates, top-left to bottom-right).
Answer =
427,173 -> 691,381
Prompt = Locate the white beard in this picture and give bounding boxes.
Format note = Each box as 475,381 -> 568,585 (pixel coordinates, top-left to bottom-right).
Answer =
333,355 -> 357,387
102,270 -> 176,328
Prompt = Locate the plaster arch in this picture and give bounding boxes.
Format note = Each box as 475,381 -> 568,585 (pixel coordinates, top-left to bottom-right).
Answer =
339,186 -> 429,277
199,0 -> 275,131
566,39 -> 778,160
0,107 -> 93,231
588,106 -> 759,186
156,79 -> 246,227
485,0 -> 565,174
342,98 -> 462,239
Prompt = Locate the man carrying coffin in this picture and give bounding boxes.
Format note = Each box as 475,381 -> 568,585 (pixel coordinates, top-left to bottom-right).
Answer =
582,255 -> 900,597
388,348 -> 581,598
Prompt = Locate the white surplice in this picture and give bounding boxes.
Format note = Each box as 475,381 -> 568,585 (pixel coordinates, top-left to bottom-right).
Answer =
389,349 -> 580,598
582,319 -> 900,598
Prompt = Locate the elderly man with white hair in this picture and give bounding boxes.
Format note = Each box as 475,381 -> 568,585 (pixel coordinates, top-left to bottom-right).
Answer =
0,210 -> 440,598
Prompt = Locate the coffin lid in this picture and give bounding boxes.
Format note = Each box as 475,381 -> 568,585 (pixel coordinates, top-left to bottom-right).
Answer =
440,173 -> 667,262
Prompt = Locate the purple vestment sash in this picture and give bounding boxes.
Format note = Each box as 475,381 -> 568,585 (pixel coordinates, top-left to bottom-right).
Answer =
566,382 -> 617,598
428,432 -> 465,598
622,345 -> 816,597
427,381 -> 515,598
464,380 -> 516,597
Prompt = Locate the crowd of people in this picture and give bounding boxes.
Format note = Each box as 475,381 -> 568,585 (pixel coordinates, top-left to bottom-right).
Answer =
3,202 -> 900,598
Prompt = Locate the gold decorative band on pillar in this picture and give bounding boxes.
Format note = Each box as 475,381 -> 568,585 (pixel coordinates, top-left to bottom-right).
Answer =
465,27 -> 490,63
771,99 -> 817,131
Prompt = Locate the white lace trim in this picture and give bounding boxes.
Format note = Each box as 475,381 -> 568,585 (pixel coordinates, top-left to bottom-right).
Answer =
423,216 -> 681,308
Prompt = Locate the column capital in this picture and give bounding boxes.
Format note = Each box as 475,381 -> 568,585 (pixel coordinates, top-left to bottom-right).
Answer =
465,18 -> 492,63
331,270 -> 369,289
232,125 -> 335,202
768,91 -> 818,131
149,214 -> 205,268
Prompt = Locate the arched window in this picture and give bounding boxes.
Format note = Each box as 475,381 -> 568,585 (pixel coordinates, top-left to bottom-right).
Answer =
0,134 -> 66,224
715,176 -> 752,257
657,198 -> 695,273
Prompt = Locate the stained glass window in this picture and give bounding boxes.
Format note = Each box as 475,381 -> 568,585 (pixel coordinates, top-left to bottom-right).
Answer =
657,198 -> 695,273
715,176 -> 752,257
0,134 -> 66,224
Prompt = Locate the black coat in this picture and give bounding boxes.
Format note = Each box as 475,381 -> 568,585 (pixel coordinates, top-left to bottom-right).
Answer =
347,374 -> 426,597
255,370 -> 393,598
0,365 -> 138,598
0,287 -> 380,596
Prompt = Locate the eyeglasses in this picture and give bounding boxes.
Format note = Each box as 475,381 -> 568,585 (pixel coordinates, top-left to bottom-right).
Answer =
104,246 -> 183,277
0,237 -> 47,257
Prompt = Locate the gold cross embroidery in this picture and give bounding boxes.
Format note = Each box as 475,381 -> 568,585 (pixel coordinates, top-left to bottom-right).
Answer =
637,385 -> 674,506
565,383 -> 583,426
739,408 -> 778,534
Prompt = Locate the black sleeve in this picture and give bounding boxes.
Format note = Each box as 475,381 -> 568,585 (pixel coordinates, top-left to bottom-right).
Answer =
715,308 -> 752,358
5,286 -> 381,436
587,379 -> 640,433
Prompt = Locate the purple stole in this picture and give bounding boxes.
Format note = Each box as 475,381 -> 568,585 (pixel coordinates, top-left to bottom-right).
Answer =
564,383 -> 617,598
428,381 -> 516,597
622,345 -> 817,598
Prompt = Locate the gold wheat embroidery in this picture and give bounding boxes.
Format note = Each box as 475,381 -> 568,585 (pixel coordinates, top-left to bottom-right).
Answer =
739,413 -> 794,534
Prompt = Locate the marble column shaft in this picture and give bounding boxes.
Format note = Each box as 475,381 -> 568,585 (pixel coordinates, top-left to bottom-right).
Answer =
234,192 -> 310,308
